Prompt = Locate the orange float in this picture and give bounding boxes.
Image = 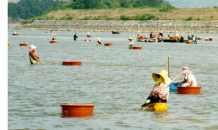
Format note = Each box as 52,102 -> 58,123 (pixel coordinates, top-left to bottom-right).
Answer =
205,39 -> 210,41
60,104 -> 95,117
87,35 -> 91,38
13,34 -> 19,36
139,36 -> 145,39
187,41 -> 192,44
170,36 -> 176,40
177,87 -> 201,94
20,43 -> 29,46
104,43 -> 113,46
132,46 -> 142,50
62,61 -> 82,66
50,40 -> 57,43
84,39 -> 91,41
198,38 -> 203,40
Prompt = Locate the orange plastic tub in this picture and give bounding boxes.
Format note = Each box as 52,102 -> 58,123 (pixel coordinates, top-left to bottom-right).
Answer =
205,39 -> 210,41
87,35 -> 91,38
198,38 -> 203,40
50,40 -> 57,43
177,87 -> 201,94
139,36 -> 145,39
60,104 -> 95,117
187,41 -> 192,44
170,36 -> 176,40
20,43 -> 29,46
13,34 -> 19,36
84,39 -> 91,41
62,61 -> 82,66
132,46 -> 142,50
45,32 -> 49,33
104,43 -> 113,46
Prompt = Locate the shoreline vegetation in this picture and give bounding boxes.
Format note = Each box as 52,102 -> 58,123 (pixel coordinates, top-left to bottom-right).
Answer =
21,8 -> 218,24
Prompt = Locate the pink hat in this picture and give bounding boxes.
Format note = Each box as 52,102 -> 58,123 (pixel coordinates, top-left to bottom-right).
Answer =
180,67 -> 191,75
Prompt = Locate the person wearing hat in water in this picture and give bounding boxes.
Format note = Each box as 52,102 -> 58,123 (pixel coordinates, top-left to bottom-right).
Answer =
128,37 -> 134,49
97,38 -> 103,46
158,31 -> 164,41
176,67 -> 197,87
87,32 -> 91,37
29,45 -> 40,65
141,70 -> 171,112
52,34 -> 57,40
150,32 -> 154,38
74,32 -> 78,41
180,34 -> 184,42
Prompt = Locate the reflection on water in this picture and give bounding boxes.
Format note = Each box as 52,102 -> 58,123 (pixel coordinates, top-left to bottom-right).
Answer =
8,30 -> 218,129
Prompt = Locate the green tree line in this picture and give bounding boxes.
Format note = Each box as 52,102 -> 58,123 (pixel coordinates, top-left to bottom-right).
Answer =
8,0 -> 65,19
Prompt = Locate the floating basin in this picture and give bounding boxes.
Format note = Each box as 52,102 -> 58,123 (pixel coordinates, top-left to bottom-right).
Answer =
198,38 -> 203,40
205,39 -> 210,41
60,104 -> 95,117
87,35 -> 91,38
84,39 -> 91,41
45,32 -> 49,33
187,41 -> 193,44
50,40 -> 57,43
20,43 -> 29,46
13,34 -> 19,36
170,36 -> 176,40
132,46 -> 142,50
177,87 -> 201,94
104,43 -> 113,46
139,36 -> 145,39
62,61 -> 82,66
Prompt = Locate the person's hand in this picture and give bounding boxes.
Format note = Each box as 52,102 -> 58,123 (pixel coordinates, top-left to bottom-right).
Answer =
142,99 -> 150,107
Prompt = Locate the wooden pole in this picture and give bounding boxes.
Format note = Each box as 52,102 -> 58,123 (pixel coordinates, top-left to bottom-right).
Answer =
168,57 -> 170,78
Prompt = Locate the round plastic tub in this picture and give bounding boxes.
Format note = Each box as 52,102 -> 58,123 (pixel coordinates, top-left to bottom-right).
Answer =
50,40 -> 57,43
104,43 -> 113,46
177,87 -> 201,94
62,61 -> 82,66
132,46 -> 142,50
60,104 -> 95,117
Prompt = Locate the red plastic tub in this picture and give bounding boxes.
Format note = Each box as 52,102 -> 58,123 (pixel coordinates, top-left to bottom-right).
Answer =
50,40 -> 57,43
45,32 -> 49,33
20,43 -> 29,46
62,61 -> 82,66
84,39 -> 91,41
205,39 -> 210,41
60,104 -> 95,117
87,35 -> 91,38
198,38 -> 203,40
104,43 -> 113,46
177,87 -> 201,94
170,36 -> 176,40
13,34 -> 19,36
139,36 -> 145,39
132,46 -> 142,50
187,41 -> 192,44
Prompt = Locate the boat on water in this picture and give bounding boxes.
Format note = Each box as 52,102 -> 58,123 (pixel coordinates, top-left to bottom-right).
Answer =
163,38 -> 188,43
112,31 -> 120,34
145,38 -> 158,42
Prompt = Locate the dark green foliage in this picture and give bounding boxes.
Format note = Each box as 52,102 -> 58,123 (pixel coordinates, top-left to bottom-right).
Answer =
8,0 -> 65,20
159,6 -> 176,12
186,17 -> 193,21
120,14 -> 158,20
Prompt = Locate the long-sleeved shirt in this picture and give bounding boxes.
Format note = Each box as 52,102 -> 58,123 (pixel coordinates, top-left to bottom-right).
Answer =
29,49 -> 39,61
129,41 -> 134,46
177,72 -> 197,87
149,84 -> 169,100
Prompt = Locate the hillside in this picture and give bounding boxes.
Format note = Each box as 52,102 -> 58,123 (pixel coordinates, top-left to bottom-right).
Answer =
27,8 -> 218,21
166,0 -> 218,8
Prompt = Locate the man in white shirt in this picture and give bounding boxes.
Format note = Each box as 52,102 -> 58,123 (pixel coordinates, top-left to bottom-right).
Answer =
176,67 -> 197,87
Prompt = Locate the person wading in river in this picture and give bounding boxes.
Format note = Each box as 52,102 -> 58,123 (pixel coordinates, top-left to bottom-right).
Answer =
52,34 -> 57,40
150,32 -> 154,38
74,32 -> 78,41
29,45 -> 40,65
97,37 -> 103,46
141,70 -> 171,112
176,67 -> 197,87
128,37 -> 134,49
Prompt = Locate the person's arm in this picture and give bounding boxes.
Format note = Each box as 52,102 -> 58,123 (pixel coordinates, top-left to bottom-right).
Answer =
176,78 -> 186,84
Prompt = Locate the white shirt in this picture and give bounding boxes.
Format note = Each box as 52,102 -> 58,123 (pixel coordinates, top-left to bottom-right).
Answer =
129,41 -> 134,46
185,72 -> 197,86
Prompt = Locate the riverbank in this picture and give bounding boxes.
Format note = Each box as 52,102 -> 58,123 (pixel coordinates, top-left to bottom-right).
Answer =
8,20 -> 218,34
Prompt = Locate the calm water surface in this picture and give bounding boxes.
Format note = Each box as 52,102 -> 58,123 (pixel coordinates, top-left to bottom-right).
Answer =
8,30 -> 218,129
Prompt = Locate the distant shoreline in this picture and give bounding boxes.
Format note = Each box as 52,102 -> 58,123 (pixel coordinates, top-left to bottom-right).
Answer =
8,20 -> 218,34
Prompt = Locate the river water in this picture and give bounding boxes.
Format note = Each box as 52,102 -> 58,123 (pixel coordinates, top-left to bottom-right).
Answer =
8,30 -> 218,129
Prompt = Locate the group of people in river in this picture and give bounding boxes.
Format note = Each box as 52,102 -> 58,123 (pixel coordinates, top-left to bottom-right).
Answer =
26,30 -> 198,112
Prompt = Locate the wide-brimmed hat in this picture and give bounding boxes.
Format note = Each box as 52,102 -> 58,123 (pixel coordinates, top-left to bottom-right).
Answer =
152,70 -> 171,84
180,67 -> 191,75
54,34 -> 56,36
29,45 -> 36,50
128,37 -> 133,40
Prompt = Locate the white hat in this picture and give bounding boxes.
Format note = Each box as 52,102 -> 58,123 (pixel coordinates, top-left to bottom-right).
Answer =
29,45 -> 37,50
128,37 -> 133,40
161,31 -> 162,33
